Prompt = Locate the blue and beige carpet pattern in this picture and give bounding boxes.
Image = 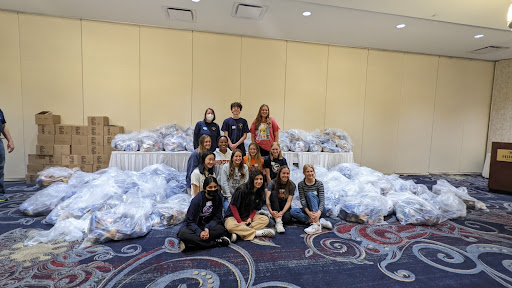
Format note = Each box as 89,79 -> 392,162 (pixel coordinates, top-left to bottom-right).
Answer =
1,174 -> 511,287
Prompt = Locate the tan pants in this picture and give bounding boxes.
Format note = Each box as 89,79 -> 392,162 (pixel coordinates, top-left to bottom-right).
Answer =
224,214 -> 269,241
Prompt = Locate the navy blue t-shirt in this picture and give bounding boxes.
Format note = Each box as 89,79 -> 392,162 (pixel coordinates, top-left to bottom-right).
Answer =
221,117 -> 249,154
264,156 -> 288,181
193,120 -> 220,152
0,109 -> 5,135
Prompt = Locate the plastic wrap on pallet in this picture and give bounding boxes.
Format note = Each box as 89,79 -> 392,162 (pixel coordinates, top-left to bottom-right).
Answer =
80,198 -> 154,248
432,179 -> 488,211
152,193 -> 191,228
112,131 -> 140,152
137,130 -> 164,152
25,214 -> 91,246
19,182 -> 76,216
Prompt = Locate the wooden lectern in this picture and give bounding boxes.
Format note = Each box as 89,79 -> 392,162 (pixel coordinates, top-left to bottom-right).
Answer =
489,142 -> 512,193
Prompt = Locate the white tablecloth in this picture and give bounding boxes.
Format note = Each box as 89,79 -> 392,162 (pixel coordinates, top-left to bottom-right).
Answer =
109,151 -> 354,172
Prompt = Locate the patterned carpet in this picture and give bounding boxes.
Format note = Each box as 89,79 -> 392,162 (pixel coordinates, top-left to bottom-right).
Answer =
1,174 -> 511,288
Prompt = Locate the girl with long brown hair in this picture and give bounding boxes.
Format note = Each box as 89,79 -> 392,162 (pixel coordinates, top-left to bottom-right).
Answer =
250,104 -> 280,157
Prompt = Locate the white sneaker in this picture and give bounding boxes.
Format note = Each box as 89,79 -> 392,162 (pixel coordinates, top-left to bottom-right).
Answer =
320,218 -> 333,229
255,228 -> 275,238
231,233 -> 237,242
275,218 -> 285,233
304,223 -> 322,234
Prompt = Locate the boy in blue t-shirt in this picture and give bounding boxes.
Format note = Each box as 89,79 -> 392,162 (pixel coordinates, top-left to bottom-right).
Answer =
0,109 -> 15,201
221,102 -> 249,156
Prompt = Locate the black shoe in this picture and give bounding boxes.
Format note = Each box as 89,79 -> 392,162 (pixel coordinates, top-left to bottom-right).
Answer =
216,236 -> 231,247
0,195 -> 8,201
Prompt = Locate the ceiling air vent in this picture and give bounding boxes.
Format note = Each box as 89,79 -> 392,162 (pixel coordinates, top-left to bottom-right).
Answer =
469,46 -> 509,54
166,7 -> 195,22
232,3 -> 267,20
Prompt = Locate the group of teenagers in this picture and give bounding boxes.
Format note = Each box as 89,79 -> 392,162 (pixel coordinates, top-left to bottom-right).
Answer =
177,102 -> 333,251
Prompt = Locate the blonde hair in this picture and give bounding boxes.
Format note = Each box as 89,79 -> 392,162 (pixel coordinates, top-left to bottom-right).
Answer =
198,134 -> 211,154
303,164 -> 315,174
270,142 -> 283,160
247,142 -> 262,166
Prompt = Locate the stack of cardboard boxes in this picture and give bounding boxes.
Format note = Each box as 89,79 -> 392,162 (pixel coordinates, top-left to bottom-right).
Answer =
26,111 -> 124,184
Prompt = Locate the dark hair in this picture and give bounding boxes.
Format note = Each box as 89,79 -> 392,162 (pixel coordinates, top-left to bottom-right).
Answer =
246,169 -> 265,196
273,165 -> 293,198
218,135 -> 228,145
228,149 -> 246,180
203,108 -> 216,122
203,175 -> 219,190
198,151 -> 215,176
231,102 -> 243,111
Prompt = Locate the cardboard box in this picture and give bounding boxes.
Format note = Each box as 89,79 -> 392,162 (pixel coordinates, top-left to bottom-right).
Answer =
103,145 -> 113,157
88,135 -> 104,146
72,145 -> 88,155
36,145 -> 54,155
88,145 -> 103,155
38,125 -> 55,135
104,136 -> 114,146
62,155 -> 94,165
26,174 -> 38,184
104,125 -> 124,136
28,154 -> 47,164
44,164 -> 60,169
37,135 -> 54,145
93,154 -> 109,165
72,125 -> 88,136
87,126 -> 104,136
35,111 -> 60,125
47,155 -> 62,164
72,135 -> 88,145
93,164 -> 109,172
55,124 -> 72,135
27,164 -> 44,174
54,135 -> 72,145
88,116 -> 109,126
53,145 -> 71,157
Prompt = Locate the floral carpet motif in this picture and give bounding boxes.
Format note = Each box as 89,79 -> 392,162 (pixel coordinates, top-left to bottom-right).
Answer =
1,175 -> 511,287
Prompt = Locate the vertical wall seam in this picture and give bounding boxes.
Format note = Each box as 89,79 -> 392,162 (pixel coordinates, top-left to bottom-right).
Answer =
323,45 -> 330,130
191,31 -> 194,125
138,26 -> 141,130
282,41 -> 288,129
80,20 -> 85,125
394,53 -> 405,174
360,49 -> 370,165
17,13 -> 27,169
428,56 -> 440,174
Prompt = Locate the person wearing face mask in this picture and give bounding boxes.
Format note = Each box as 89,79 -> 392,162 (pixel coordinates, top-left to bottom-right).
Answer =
178,176 -> 230,251
191,151 -> 216,196
220,149 -> 249,211
193,108 -> 220,152
224,170 -> 275,242
265,165 -> 295,234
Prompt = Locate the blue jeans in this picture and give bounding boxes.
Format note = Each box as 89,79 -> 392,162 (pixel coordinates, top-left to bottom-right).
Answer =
0,139 -> 5,194
291,192 -> 326,224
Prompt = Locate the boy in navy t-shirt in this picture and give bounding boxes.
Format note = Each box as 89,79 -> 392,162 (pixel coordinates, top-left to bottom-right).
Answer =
221,102 -> 249,156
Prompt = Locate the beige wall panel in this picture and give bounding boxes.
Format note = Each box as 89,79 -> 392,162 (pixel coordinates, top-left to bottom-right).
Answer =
0,12 -> 24,179
241,37 -> 286,132
395,54 -> 438,174
488,59 -> 512,152
19,14 -> 83,156
192,32 -> 241,125
82,20 -> 140,132
459,60 -> 494,172
361,50 -> 404,174
284,42 -> 328,131
325,46 -> 368,163
140,27 -> 192,129
429,57 -> 466,173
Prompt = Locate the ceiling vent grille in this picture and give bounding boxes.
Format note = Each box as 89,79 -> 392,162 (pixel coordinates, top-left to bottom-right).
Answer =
166,7 -> 195,22
232,3 -> 266,20
469,46 -> 509,54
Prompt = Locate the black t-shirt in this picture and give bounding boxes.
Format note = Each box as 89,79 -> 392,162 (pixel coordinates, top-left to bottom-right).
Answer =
264,156 -> 288,181
225,183 -> 265,220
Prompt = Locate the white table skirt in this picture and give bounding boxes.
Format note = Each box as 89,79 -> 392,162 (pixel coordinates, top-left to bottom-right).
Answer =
109,151 -> 354,172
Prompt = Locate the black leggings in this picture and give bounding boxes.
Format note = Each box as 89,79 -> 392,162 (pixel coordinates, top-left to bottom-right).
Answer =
269,190 -> 292,224
177,223 -> 227,250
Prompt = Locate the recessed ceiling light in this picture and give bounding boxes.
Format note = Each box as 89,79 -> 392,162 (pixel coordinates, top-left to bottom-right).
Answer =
396,24 -> 406,29
474,34 -> 484,39
192,0 -> 200,2
303,11 -> 312,16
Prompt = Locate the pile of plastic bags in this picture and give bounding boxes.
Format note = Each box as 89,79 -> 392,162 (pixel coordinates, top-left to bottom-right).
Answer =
20,164 -> 190,247
279,128 -> 353,153
111,123 -> 194,152
289,163 -> 487,226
